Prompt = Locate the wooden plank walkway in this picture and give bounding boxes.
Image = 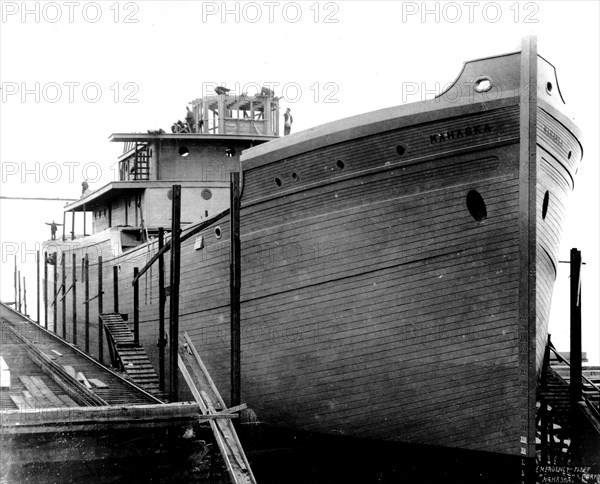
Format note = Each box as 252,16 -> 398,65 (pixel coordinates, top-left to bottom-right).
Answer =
0,302 -> 161,409
178,331 -> 257,484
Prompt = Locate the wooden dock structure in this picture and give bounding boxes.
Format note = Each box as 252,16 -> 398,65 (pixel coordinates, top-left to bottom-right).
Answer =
537,344 -> 600,465
0,303 -> 162,410
0,302 -> 225,482
1,297 -> 261,484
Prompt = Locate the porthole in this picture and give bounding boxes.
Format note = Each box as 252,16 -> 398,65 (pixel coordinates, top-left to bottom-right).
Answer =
215,227 -> 222,239
567,151 -> 572,160
466,190 -> 487,222
225,147 -> 236,157
275,177 -> 282,187
336,160 -> 345,170
546,82 -> 553,94
291,172 -> 299,181
396,145 -> 406,156
201,189 -> 212,200
474,76 -> 493,93
179,146 -> 190,157
542,191 -> 550,220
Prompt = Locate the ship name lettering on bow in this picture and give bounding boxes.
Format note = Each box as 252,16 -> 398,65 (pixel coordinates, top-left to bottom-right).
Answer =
429,123 -> 492,144
542,124 -> 564,147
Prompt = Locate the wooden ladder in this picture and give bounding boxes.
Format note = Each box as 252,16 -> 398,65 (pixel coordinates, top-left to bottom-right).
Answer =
100,313 -> 162,397
134,142 -> 150,180
178,331 -> 257,484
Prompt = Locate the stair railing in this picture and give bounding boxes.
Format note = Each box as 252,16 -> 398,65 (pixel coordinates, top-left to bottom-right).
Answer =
549,342 -> 600,414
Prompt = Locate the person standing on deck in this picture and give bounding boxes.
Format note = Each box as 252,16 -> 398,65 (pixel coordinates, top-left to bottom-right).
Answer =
284,107 -> 293,136
185,106 -> 196,133
45,220 -> 63,240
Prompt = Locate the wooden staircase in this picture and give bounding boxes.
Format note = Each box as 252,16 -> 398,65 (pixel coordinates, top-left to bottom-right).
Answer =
100,313 -> 164,399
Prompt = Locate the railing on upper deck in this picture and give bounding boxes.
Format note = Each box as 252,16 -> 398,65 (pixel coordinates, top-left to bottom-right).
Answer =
189,89 -> 280,137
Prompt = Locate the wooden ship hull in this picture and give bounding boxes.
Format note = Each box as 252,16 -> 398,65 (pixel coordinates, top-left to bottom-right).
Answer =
42,38 -> 582,457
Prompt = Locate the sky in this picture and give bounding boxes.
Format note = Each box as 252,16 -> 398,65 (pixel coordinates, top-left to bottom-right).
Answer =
0,1 -> 599,363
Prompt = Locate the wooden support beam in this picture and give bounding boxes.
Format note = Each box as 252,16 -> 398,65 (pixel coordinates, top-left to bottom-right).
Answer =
113,265 -> 119,313
14,256 -> 17,312
540,401 -> 548,463
169,185 -> 182,402
133,267 -> 139,344
18,270 -> 21,313
44,251 -> 48,328
61,253 -> 66,338
178,332 -> 256,484
570,248 -> 582,408
62,211 -> 66,241
158,227 -> 166,392
72,253 -> 77,345
37,250 -> 40,324
98,255 -> 103,364
0,402 -> 206,435
85,254 -> 90,353
53,253 -> 58,333
23,275 -> 27,317
132,209 -> 230,286
230,172 -> 241,408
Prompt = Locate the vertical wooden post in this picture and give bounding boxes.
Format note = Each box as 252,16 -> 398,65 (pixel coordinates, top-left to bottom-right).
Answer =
230,172 -> 242,407
98,256 -> 103,364
570,248 -> 582,407
44,251 -> 48,328
85,254 -> 90,353
83,205 -> 87,236
158,227 -> 166,391
113,265 -> 119,313
133,268 -> 140,344
18,270 -> 22,313
169,185 -> 181,402
53,253 -> 58,333
72,253 -> 77,345
62,211 -> 66,242
61,253 -> 66,339
23,276 -> 27,316
37,250 -> 40,324
14,256 -> 17,309
540,401 -> 548,463
71,210 -> 75,240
